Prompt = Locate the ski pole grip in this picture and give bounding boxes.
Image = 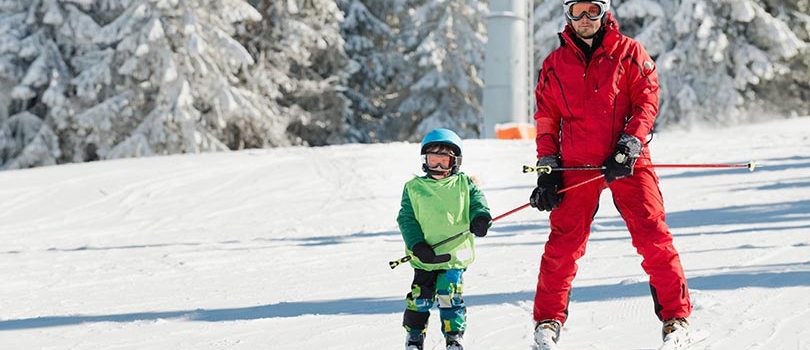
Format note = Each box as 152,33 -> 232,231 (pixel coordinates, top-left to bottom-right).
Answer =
523,165 -> 552,174
389,255 -> 412,269
388,231 -> 467,270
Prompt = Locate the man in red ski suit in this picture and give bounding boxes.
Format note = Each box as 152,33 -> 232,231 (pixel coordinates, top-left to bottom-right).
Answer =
528,1 -> 692,347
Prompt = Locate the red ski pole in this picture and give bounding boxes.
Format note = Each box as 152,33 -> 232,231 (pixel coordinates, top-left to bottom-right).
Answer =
642,162 -> 756,171
388,175 -> 602,269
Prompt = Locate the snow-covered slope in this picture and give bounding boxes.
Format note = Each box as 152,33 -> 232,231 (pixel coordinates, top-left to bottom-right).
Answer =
1,118 -> 809,349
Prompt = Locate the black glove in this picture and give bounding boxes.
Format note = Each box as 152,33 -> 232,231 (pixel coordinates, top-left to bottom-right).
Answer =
470,215 -> 492,237
603,133 -> 643,183
411,242 -> 451,264
529,156 -> 563,212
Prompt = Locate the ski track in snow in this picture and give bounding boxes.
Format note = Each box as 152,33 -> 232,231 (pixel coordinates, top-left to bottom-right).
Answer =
1,118 -> 810,349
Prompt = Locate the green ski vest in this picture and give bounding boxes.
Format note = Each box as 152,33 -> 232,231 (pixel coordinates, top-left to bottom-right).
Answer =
398,173 -> 488,270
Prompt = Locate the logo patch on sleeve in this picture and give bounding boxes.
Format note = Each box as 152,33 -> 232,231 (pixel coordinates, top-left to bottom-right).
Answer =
643,60 -> 655,75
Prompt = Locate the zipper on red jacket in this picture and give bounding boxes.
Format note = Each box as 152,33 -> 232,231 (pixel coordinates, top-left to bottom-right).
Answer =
583,51 -> 604,90
560,31 -> 589,77
574,51 -> 587,78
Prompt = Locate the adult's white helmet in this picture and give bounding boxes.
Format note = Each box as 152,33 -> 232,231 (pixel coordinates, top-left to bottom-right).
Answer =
563,0 -> 611,22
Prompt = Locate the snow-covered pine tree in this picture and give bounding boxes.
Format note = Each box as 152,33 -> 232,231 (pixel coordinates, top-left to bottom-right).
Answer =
531,0 -> 566,85
1,0 -> 268,168
245,0 -> 351,147
393,0 -> 488,141
531,0 -> 809,127
371,0 -> 423,141
0,0 -> 64,169
87,0 -> 268,159
616,0 -> 809,126
337,0 -> 395,143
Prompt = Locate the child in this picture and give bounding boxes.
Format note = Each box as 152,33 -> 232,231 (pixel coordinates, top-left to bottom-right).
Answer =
397,128 -> 492,350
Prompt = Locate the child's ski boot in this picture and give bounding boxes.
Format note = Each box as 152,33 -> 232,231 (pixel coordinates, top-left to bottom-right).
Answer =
405,331 -> 424,350
445,332 -> 463,350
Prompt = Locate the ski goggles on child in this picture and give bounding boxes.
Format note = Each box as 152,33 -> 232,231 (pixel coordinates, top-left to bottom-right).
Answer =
565,2 -> 606,21
423,152 -> 457,170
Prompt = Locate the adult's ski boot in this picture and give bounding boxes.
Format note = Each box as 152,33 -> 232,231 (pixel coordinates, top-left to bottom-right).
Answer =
659,318 -> 691,350
533,320 -> 561,350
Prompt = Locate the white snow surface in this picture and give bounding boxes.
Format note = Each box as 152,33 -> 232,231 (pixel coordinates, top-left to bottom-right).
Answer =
1,117 -> 810,349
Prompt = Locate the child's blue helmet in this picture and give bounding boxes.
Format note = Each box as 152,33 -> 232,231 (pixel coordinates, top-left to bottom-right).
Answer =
420,128 -> 463,156
420,128 -> 463,174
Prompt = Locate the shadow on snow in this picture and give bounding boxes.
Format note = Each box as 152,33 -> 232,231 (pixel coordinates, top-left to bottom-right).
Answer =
590,199 -> 810,230
3,269 -> 810,331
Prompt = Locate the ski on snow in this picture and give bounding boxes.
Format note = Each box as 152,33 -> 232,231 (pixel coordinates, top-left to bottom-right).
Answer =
529,329 -> 710,350
658,329 -> 710,350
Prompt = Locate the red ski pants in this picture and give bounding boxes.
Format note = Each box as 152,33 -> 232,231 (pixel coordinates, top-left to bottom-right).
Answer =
533,168 -> 691,324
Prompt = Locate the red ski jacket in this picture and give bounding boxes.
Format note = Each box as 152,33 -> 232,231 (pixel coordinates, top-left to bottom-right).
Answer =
534,14 -> 658,166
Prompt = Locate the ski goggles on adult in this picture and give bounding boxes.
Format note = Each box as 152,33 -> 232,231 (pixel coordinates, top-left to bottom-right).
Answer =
565,2 -> 606,21
423,152 -> 458,170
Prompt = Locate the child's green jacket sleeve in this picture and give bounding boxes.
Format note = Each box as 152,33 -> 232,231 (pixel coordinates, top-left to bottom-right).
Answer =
397,186 -> 424,250
467,177 -> 491,221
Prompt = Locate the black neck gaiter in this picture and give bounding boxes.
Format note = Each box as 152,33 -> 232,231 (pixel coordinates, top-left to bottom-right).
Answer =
569,27 -> 605,63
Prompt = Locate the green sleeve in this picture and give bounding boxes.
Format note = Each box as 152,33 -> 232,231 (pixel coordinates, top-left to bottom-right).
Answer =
397,185 -> 425,250
468,176 -> 491,221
